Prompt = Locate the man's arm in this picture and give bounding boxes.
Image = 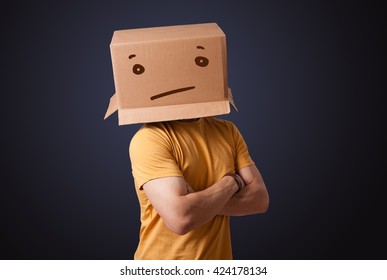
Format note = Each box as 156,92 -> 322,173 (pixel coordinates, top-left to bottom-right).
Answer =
142,175 -> 239,235
218,165 -> 269,216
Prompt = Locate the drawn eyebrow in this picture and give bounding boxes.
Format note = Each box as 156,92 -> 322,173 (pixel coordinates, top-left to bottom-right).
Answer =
197,46 -> 205,50
128,54 -> 136,59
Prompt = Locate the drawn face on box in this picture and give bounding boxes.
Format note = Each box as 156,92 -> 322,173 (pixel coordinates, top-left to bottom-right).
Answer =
112,37 -> 226,109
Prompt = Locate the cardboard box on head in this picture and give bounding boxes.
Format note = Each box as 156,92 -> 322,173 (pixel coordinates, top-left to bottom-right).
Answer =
104,22 -> 238,125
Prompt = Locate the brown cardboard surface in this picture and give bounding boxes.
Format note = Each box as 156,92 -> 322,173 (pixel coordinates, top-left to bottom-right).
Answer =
104,93 -> 117,120
111,23 -> 225,45
105,23 -> 234,125
118,100 -> 230,125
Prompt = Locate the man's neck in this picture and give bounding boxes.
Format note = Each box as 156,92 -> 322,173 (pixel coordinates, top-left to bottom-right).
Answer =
177,118 -> 200,122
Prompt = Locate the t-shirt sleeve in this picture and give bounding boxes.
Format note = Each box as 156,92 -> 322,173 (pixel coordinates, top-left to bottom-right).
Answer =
230,123 -> 255,171
129,126 -> 183,189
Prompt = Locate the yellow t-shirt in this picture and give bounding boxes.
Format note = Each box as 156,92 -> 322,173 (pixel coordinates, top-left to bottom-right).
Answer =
129,117 -> 254,259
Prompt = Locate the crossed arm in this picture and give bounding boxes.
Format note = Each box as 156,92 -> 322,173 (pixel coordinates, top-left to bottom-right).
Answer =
142,164 -> 269,235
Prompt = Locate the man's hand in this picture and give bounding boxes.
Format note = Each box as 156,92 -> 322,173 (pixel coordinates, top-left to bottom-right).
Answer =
218,165 -> 269,216
185,181 -> 195,194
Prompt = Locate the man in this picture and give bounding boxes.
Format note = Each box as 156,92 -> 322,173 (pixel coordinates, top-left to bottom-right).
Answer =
129,117 -> 269,259
104,22 -> 269,259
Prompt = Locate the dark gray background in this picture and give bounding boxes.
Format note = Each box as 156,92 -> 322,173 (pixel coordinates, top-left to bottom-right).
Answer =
2,0 -> 385,259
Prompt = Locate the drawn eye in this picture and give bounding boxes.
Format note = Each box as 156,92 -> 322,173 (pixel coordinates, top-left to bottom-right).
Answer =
195,56 -> 209,67
133,64 -> 145,75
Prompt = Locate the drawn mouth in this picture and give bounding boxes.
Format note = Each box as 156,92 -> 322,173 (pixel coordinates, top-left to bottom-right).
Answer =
150,86 -> 196,101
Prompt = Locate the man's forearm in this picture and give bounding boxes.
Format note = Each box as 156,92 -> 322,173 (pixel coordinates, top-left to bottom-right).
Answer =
218,182 -> 269,216
177,176 -> 238,233
218,166 -> 269,216
143,175 -> 239,235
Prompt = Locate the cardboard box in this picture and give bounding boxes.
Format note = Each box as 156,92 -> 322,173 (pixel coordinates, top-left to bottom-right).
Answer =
104,23 -> 237,125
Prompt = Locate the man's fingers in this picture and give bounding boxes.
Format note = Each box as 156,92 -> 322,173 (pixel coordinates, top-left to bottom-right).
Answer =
186,182 -> 195,194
